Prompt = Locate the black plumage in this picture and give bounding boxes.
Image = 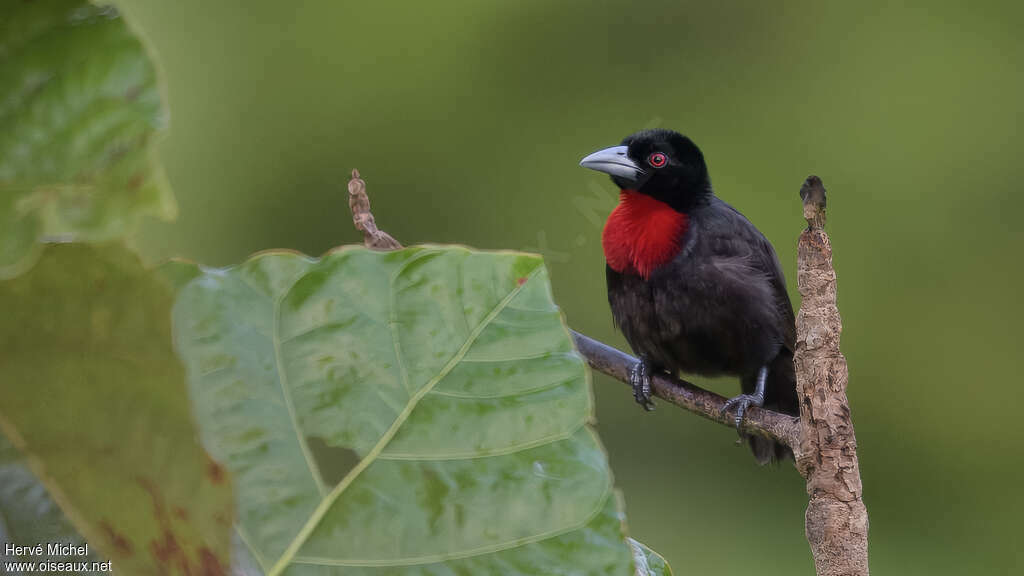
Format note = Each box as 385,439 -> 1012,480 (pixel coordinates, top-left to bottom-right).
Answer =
581,129 -> 799,463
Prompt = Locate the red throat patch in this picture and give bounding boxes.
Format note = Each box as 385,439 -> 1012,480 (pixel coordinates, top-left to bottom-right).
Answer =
602,191 -> 689,280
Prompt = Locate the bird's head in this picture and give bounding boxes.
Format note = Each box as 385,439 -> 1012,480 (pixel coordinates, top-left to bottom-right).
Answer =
579,129 -> 711,212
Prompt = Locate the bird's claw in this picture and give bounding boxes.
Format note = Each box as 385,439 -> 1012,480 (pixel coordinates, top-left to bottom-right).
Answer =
629,360 -> 655,411
720,393 -> 763,431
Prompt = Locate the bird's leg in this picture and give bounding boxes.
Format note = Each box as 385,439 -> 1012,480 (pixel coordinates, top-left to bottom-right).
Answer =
721,365 -> 767,431
629,355 -> 655,411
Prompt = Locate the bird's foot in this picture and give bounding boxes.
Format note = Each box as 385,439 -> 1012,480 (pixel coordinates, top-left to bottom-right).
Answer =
720,392 -> 763,431
629,360 -> 655,411
722,366 -> 768,432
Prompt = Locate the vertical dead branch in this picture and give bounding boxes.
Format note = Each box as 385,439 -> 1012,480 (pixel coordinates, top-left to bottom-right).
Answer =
793,176 -> 869,575
348,169 -> 402,250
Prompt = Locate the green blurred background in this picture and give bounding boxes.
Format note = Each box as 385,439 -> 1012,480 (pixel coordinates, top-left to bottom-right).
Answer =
113,1 -> 1023,574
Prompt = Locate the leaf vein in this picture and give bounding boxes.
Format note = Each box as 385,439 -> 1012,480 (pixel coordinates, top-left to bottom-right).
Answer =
428,375 -> 579,399
229,271 -> 328,501
234,525 -> 270,573
378,420 -> 585,461
289,476 -> 613,568
266,258 -> 543,576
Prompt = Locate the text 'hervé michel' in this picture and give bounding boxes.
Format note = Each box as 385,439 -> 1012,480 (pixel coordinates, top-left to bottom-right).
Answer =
5,542 -> 89,557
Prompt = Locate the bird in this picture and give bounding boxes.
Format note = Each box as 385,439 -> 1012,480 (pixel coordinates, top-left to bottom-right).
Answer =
579,129 -> 799,463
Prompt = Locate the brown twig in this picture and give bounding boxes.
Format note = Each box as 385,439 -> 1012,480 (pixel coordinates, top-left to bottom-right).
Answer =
793,176 -> 869,575
348,169 -> 402,250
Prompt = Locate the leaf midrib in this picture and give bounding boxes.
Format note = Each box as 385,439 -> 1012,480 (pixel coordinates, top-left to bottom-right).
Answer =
272,291 -> 328,498
267,260 -> 542,576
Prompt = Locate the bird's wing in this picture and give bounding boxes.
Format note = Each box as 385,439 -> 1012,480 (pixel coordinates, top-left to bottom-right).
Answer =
707,197 -> 797,349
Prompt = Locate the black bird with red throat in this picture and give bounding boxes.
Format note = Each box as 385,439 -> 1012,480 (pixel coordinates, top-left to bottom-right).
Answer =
580,129 -> 799,463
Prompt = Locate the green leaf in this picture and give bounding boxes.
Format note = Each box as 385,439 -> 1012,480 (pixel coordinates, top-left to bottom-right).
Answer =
0,244 -> 232,575
630,538 -> 674,576
0,435 -> 102,567
172,245 -> 640,575
0,1 -> 176,279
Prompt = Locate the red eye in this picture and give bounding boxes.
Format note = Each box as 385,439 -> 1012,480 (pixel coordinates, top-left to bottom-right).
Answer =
648,152 -> 667,168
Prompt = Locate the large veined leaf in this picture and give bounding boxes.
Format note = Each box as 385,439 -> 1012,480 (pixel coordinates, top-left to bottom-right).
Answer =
0,244 -> 232,575
0,0 -> 176,279
173,245 -> 668,575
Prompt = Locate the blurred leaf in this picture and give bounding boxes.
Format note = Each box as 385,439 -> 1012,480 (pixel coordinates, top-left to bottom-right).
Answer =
157,256 -> 204,291
630,538 -> 673,576
0,243 -> 232,575
0,0 -> 175,279
172,245 -> 645,575
0,435 -> 102,568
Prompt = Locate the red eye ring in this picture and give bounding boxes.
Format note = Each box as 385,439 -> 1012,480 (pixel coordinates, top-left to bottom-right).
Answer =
648,152 -> 667,168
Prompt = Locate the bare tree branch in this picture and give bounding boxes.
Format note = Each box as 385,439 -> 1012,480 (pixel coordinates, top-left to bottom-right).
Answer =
570,330 -> 801,447
348,169 -> 402,250
793,176 -> 869,575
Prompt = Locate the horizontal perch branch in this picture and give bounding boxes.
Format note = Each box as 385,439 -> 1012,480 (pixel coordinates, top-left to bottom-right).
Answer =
570,330 -> 801,447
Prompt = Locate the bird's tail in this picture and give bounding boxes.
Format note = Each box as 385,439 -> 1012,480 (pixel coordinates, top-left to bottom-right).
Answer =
746,349 -> 800,465
747,434 -> 791,465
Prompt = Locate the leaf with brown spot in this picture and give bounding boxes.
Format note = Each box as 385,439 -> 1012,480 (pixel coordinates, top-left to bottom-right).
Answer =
199,547 -> 227,576
0,244 -> 233,575
206,458 -> 227,485
99,520 -> 134,557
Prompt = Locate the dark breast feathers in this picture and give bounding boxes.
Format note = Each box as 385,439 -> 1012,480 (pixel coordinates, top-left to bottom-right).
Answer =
606,196 -> 796,380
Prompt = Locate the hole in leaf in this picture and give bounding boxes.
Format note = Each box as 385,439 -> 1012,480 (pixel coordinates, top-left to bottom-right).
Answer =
307,436 -> 360,486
